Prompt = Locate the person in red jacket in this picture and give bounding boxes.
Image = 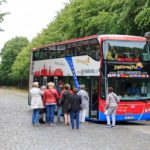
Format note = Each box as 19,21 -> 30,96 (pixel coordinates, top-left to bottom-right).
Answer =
43,82 -> 59,126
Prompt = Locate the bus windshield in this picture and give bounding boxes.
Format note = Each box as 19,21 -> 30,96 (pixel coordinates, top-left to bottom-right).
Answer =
108,78 -> 150,100
103,40 -> 150,62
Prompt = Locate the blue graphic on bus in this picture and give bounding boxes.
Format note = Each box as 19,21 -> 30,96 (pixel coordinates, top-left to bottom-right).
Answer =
65,57 -> 80,88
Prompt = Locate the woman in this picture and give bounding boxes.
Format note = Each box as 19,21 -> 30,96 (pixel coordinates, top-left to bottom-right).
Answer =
61,84 -> 72,125
70,88 -> 82,129
39,86 -> 47,123
30,82 -> 44,126
78,84 -> 89,123
43,82 -> 59,126
105,87 -> 119,128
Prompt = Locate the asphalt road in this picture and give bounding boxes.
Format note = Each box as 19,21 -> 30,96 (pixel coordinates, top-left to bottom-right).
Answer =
0,88 -> 150,150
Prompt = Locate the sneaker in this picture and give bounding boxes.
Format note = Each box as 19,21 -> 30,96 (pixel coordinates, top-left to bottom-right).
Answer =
112,125 -> 116,127
50,123 -> 56,126
46,123 -> 50,126
106,124 -> 112,128
34,123 -> 40,126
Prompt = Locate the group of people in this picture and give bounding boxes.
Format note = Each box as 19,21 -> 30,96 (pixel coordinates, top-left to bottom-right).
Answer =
30,81 -> 89,129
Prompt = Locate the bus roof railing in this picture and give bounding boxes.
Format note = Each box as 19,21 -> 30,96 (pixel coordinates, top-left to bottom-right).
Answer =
32,34 -> 146,51
32,34 -> 98,51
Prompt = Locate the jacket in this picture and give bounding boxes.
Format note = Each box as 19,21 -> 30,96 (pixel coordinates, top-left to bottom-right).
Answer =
78,89 -> 89,109
43,88 -> 59,105
30,87 -> 44,109
106,92 -> 119,108
70,93 -> 82,112
61,90 -> 72,113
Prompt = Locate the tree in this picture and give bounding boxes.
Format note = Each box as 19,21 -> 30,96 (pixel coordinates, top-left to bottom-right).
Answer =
0,37 -> 29,85
0,0 -> 9,30
1,0 -> 150,87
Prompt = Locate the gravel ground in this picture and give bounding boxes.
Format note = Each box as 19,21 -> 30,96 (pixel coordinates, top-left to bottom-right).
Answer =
0,88 -> 150,150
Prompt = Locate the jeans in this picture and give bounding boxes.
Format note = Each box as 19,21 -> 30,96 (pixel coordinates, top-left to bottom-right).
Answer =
32,108 -> 40,125
106,107 -> 117,126
46,105 -> 56,124
70,111 -> 80,129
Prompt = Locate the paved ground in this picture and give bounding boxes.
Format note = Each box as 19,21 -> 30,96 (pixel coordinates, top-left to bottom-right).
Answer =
0,88 -> 150,150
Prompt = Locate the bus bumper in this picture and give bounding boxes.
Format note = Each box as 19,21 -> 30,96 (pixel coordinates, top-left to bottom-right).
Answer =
98,112 -> 150,121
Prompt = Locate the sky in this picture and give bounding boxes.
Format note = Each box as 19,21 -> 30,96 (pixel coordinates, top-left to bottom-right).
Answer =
0,0 -> 70,50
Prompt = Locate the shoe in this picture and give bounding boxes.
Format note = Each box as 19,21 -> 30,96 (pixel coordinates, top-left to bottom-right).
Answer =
106,124 -> 112,128
112,125 -> 116,127
46,123 -> 50,126
50,123 -> 56,126
39,119 -> 45,124
34,123 -> 40,126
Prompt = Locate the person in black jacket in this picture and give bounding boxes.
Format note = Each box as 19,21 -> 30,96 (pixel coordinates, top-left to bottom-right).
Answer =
61,84 -> 73,125
70,88 -> 82,129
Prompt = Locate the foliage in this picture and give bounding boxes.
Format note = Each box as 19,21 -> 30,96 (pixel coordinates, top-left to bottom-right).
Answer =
1,0 -> 150,86
0,0 -> 9,29
0,37 -> 29,85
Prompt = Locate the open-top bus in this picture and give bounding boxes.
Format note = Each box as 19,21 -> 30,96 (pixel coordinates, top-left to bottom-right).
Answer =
29,34 -> 150,121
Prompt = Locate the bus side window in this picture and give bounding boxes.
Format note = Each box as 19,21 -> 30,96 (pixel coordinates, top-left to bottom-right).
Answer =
89,45 -> 100,60
86,46 -> 91,55
95,45 -> 100,60
49,50 -> 56,59
33,51 -> 40,60
76,47 -> 82,56
70,48 -> 76,56
43,50 -> 48,59
65,49 -> 71,57
39,50 -> 44,60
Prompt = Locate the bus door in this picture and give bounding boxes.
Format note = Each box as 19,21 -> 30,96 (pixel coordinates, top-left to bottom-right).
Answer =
43,77 -> 47,86
89,77 -> 99,119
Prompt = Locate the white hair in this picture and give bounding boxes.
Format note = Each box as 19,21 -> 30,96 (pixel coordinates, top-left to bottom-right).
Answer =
47,82 -> 55,88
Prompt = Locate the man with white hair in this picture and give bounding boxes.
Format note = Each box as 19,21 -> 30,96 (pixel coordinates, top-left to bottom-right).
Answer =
78,84 -> 89,123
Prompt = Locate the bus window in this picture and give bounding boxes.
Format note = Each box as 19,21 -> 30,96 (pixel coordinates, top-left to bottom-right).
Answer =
70,47 -> 76,56
87,39 -> 100,60
76,46 -> 82,55
33,49 -> 47,60
48,46 -> 56,59
33,51 -> 40,61
89,45 -> 100,60
104,40 -> 147,62
65,49 -> 71,57
42,49 -> 48,59
57,45 -> 66,58
67,43 -> 77,57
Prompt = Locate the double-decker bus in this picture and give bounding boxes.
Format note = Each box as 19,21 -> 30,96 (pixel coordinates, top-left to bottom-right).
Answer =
29,34 -> 150,121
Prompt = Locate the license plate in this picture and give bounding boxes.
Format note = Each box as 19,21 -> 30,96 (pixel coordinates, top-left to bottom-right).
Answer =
124,116 -> 135,120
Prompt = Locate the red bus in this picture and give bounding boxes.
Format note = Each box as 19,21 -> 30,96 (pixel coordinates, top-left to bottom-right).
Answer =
29,34 -> 150,121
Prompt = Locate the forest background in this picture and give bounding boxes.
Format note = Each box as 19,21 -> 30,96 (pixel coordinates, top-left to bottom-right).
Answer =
0,0 -> 150,88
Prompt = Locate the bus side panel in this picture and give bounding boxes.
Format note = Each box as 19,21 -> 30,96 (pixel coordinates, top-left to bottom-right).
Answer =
98,111 -> 150,121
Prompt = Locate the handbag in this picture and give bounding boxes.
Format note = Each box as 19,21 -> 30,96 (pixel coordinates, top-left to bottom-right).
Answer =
57,98 -> 62,106
104,109 -> 108,115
